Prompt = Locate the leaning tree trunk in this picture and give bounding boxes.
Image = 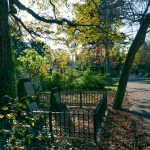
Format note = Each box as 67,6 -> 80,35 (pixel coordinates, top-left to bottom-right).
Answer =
113,14 -> 150,110
0,0 -> 15,98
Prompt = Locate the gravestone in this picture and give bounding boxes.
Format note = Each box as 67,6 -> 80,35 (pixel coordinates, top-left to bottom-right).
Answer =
17,78 -> 41,113
50,87 -> 66,111
17,78 -> 35,99
54,92 -> 61,103
24,81 -> 35,96
28,102 -> 39,112
50,87 -> 61,106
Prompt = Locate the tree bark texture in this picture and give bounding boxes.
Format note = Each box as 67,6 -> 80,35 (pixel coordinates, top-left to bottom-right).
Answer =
105,47 -> 111,73
0,0 -> 15,98
113,14 -> 150,109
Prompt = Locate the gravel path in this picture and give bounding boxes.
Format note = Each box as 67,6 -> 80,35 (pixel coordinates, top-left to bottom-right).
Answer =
127,77 -> 150,123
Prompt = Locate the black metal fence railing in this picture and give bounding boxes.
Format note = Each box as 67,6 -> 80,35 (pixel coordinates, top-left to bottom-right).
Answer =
93,91 -> 107,141
38,92 -> 51,110
37,90 -> 107,142
60,90 -> 104,108
50,109 -> 94,139
38,90 -> 105,110
38,90 -> 105,109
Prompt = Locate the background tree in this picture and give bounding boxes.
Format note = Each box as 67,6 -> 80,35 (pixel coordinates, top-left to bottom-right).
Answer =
66,0 -> 125,73
17,49 -> 50,91
0,0 -> 15,97
133,42 -> 150,72
110,44 -> 126,75
113,0 -> 150,109
53,50 -> 70,72
75,49 -> 92,69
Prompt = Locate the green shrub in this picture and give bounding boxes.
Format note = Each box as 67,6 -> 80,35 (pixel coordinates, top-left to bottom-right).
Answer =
0,96 -> 78,149
61,68 -> 79,89
80,69 -> 105,90
41,72 -> 63,91
0,96 -> 50,149
40,68 -> 113,91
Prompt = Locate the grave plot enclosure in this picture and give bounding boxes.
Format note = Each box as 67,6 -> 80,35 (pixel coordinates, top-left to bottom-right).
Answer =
38,90 -> 107,142
50,108 -> 94,140
61,90 -> 104,108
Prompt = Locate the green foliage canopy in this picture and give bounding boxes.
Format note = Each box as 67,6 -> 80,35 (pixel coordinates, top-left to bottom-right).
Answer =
17,49 -> 51,80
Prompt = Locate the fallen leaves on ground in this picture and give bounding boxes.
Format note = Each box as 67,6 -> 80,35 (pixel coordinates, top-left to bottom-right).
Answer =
52,92 -> 150,149
96,93 -> 150,150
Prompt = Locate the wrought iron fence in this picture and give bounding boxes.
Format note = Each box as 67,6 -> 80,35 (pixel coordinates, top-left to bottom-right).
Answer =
93,91 -> 107,141
37,92 -> 51,110
38,90 -> 106,109
50,108 -> 94,139
37,90 -> 107,142
60,90 -> 105,108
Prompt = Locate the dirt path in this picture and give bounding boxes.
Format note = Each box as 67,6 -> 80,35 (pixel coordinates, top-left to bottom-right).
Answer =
127,78 -> 150,123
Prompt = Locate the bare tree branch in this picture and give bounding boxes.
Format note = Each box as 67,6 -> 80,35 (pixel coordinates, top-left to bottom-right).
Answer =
15,1 -> 104,29
12,14 -> 71,42
142,0 -> 150,20
147,26 -> 150,33
49,0 -> 57,19
10,15 -> 22,35
12,14 -> 38,38
65,0 -> 69,9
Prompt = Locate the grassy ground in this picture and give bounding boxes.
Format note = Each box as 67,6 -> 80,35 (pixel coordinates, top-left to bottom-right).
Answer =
106,76 -> 150,90
105,78 -> 119,91
140,77 -> 150,82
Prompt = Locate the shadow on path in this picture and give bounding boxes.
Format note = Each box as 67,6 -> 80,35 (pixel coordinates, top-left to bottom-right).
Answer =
127,77 -> 150,123
121,108 -> 150,119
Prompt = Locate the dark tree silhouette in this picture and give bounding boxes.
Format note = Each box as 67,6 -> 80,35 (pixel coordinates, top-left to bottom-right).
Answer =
0,0 -> 15,97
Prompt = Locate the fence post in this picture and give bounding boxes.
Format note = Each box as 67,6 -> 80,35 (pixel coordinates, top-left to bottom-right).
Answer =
93,112 -> 97,143
105,91 -> 107,110
49,111 -> 54,143
36,92 -> 40,106
68,111 -> 71,136
80,90 -> 82,108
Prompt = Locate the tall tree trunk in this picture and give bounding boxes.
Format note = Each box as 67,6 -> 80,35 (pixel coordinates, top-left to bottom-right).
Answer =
104,37 -> 111,73
0,0 -> 15,98
105,47 -> 111,73
113,14 -> 150,110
